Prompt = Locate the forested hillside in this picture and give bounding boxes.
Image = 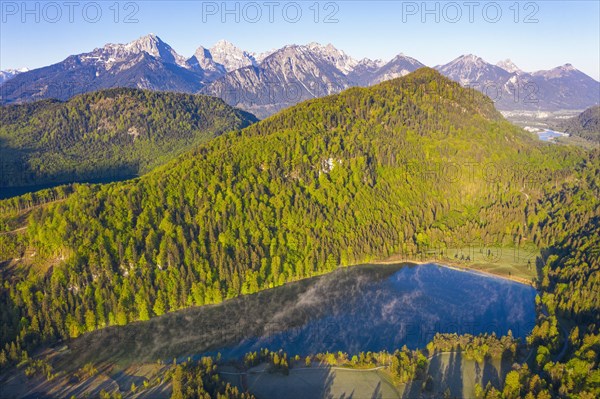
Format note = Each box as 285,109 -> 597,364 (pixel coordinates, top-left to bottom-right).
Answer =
555,105 -> 600,142
0,88 -> 257,191
480,154 -> 600,398
0,68 -> 598,397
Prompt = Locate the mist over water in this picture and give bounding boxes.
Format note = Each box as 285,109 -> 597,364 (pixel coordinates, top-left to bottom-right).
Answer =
210,263 -> 537,359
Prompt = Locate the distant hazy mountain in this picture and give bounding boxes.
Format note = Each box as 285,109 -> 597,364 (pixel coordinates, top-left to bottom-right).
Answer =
3,34 -> 598,116
0,68 -> 29,84
435,55 -> 599,112
526,65 -> 600,111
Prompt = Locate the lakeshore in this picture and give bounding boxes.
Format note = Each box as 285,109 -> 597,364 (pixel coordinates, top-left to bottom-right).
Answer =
373,251 -> 538,287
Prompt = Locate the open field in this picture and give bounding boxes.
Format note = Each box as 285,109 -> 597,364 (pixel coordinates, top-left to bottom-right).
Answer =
376,245 -> 540,286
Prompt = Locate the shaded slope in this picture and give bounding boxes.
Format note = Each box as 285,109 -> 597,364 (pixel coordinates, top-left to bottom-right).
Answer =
0,88 -> 258,191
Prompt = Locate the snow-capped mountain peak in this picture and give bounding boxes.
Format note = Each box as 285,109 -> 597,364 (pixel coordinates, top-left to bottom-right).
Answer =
188,40 -> 277,77
362,53 -> 426,84
187,45 -> 226,76
94,34 -> 189,69
302,42 -> 358,74
435,54 -> 511,86
533,63 -> 582,79
212,39 -> 237,50
192,46 -> 210,61
496,59 -> 522,74
456,54 -> 488,67
254,48 -> 277,64
356,58 -> 386,69
389,53 -> 421,64
209,40 -> 257,71
559,63 -> 576,72
4,67 -> 30,73
0,68 -> 30,84
123,33 -> 161,52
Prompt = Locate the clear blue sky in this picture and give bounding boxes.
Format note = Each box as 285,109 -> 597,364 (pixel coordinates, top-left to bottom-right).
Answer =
1,1 -> 599,79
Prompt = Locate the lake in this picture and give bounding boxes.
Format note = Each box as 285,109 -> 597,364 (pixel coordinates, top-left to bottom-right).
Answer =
207,263 -> 537,359
62,262 -> 537,368
537,129 -> 568,142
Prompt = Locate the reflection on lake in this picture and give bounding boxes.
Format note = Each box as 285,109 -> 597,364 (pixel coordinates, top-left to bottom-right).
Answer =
209,263 -> 536,359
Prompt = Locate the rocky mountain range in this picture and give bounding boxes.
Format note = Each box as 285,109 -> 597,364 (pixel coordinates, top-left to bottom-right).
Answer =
436,55 -> 600,113
1,34 -> 598,118
200,43 -> 360,117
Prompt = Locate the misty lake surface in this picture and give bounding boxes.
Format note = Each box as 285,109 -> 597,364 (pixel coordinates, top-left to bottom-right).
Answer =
208,263 -> 537,359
